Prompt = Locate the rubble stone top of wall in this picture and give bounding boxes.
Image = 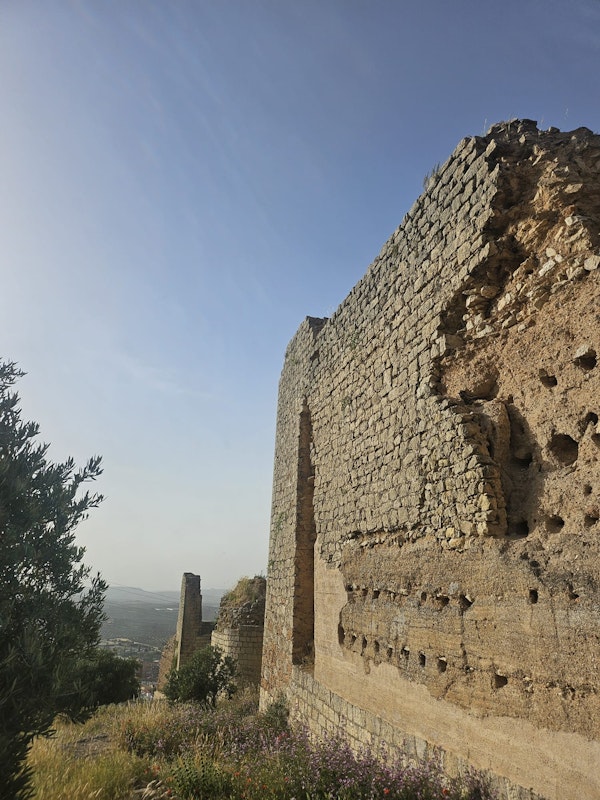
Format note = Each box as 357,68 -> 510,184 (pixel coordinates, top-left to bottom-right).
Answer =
216,575 -> 266,630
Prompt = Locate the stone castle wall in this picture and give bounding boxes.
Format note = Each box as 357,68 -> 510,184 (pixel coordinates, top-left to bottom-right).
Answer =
211,576 -> 265,685
211,626 -> 264,685
157,573 -> 213,688
261,121 -> 600,800
175,573 -> 203,669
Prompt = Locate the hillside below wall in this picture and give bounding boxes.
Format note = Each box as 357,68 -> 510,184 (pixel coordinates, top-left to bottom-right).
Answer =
261,120 -> 600,800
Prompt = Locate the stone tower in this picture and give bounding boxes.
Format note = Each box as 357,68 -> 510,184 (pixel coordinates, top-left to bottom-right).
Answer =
175,572 -> 204,670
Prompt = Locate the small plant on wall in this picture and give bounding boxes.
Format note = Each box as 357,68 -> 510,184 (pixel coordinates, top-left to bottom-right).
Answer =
423,161 -> 441,190
273,510 -> 287,535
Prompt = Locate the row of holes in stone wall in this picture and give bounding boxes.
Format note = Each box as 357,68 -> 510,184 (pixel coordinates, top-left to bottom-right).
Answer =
507,476 -> 597,541
338,626 -> 512,690
344,585 -> 474,610
460,404 -> 598,539
524,585 -> 582,603
338,627 -> 588,699
345,583 -> 581,611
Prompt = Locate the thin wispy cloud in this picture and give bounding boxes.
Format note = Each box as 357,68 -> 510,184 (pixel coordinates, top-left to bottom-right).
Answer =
0,0 -> 598,588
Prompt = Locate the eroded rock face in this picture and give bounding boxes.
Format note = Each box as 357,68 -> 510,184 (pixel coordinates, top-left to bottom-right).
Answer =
261,121 -> 600,799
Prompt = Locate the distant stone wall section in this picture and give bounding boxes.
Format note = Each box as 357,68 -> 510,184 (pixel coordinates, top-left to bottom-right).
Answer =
212,576 -> 265,685
175,573 -> 203,669
211,626 -> 264,685
261,121 -> 600,800
156,635 -> 176,692
157,573 -> 214,679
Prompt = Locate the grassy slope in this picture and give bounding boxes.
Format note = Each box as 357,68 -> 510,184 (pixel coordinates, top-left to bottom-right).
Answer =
28,690 -> 496,800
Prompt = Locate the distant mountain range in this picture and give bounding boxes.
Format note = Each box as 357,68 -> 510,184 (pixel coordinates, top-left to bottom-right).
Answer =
104,585 -> 225,606
101,585 -> 225,649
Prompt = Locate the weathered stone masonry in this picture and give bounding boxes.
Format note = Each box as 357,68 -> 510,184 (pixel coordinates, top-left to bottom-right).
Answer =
157,573 -> 214,691
157,573 -> 214,687
211,576 -> 266,686
261,121 -> 600,800
211,626 -> 264,685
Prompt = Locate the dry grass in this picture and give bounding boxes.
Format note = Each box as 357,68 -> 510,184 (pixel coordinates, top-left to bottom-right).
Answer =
219,576 -> 265,610
28,708 -> 153,800
27,689 -> 496,800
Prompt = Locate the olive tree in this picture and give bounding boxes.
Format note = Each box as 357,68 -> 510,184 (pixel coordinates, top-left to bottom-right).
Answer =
64,648 -> 141,711
0,361 -> 106,799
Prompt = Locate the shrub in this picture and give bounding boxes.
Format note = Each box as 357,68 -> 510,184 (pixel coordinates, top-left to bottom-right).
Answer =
118,701 -> 203,759
63,648 -> 140,711
260,693 -> 288,733
170,752 -> 233,799
164,646 -> 236,707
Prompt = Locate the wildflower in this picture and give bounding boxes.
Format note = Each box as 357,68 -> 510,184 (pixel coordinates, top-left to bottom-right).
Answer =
383,790 -> 390,796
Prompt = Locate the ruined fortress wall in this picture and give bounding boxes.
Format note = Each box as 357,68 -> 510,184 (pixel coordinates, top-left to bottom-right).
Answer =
284,667 -> 595,800
261,316 -> 326,694
211,626 -> 264,685
261,121 -> 600,800
175,573 -> 203,669
174,573 -> 213,669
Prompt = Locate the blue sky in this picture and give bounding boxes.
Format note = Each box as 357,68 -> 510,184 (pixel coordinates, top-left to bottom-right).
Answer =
1,0 -> 598,591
